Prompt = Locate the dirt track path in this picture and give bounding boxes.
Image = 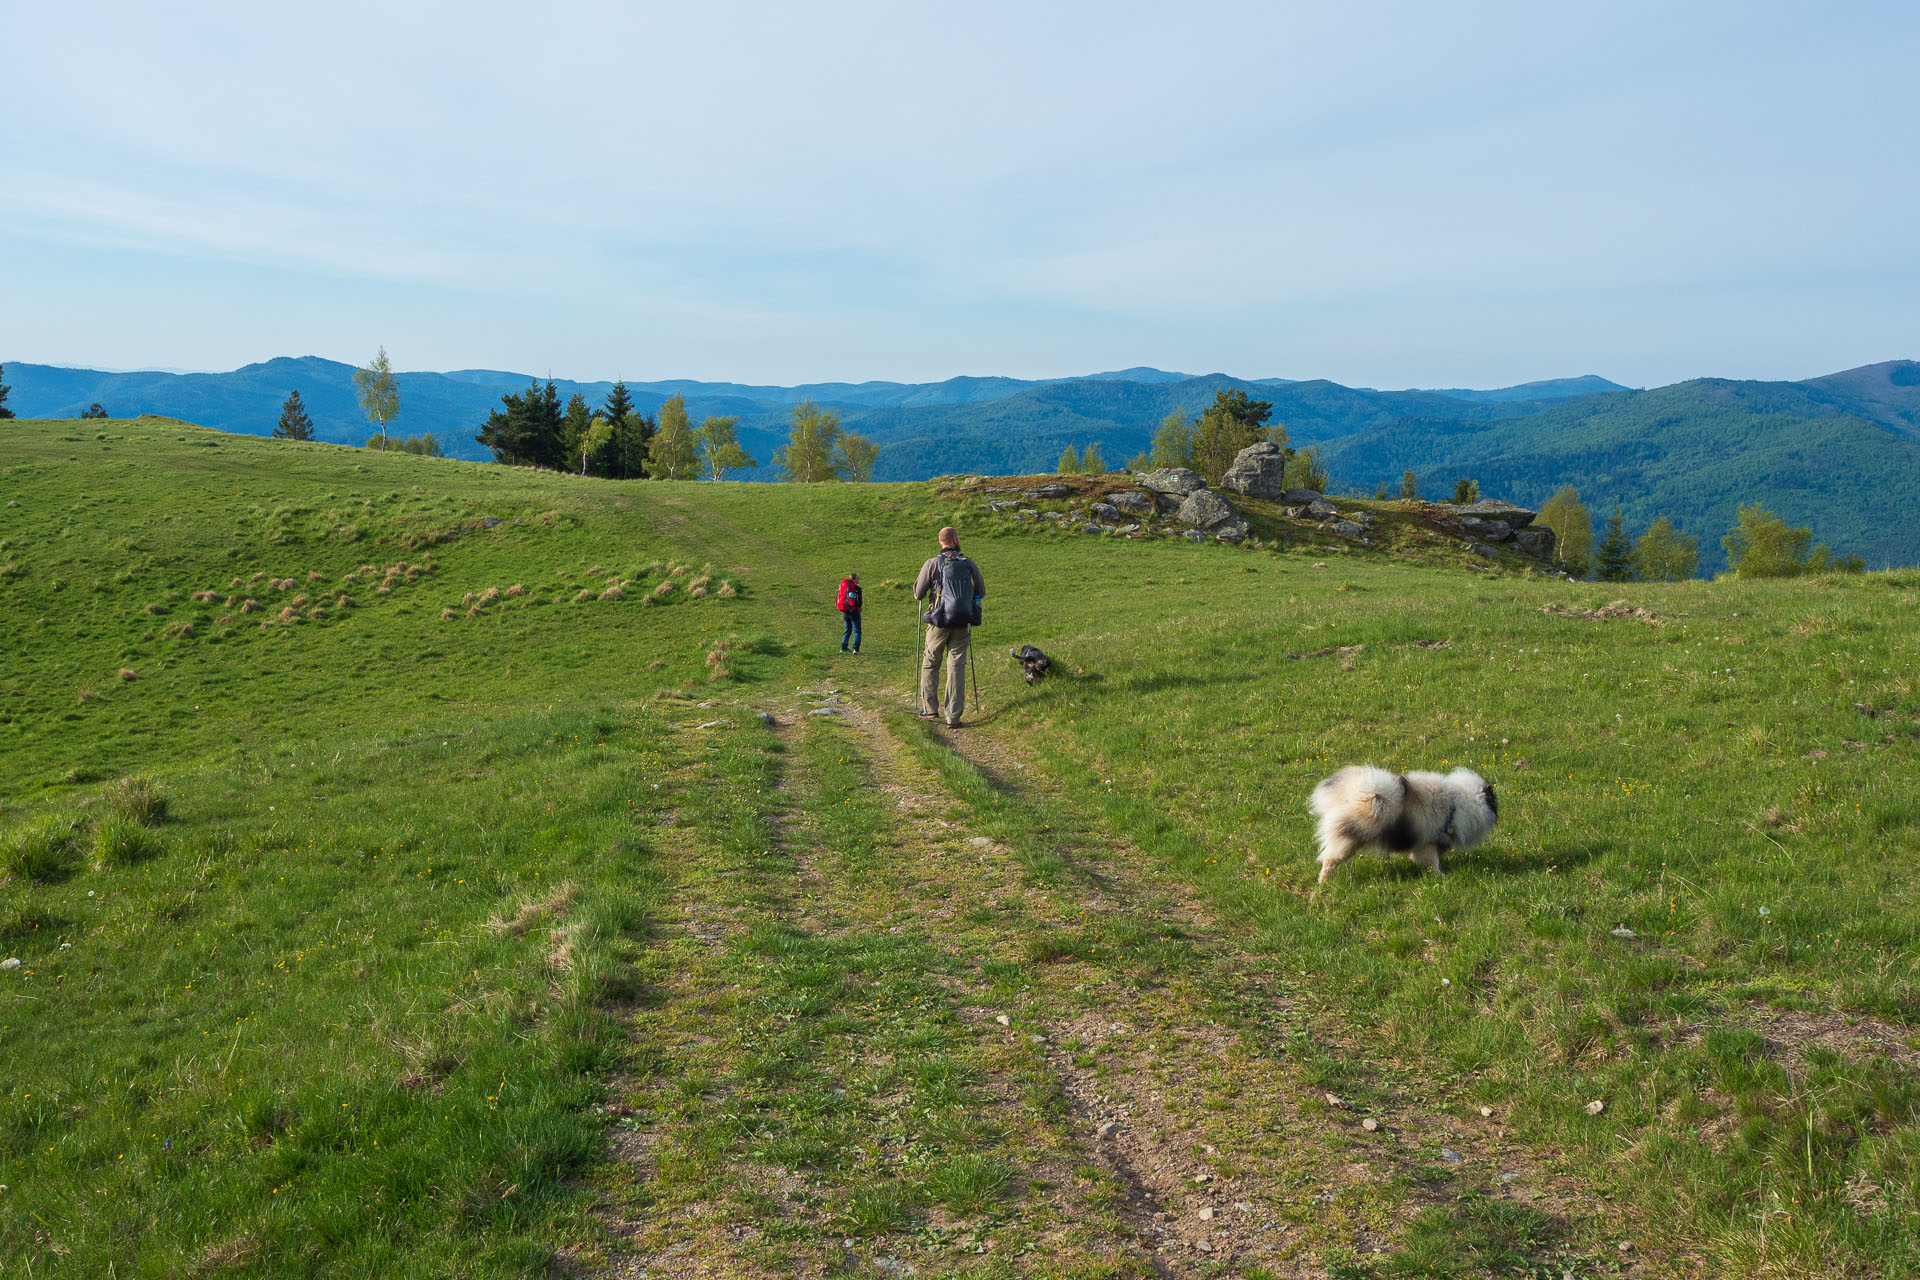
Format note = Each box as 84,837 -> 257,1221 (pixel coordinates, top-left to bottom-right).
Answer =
576,679 -> 1643,1279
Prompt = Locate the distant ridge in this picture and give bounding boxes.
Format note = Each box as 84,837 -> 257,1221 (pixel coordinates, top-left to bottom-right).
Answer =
6,355 -> 1916,570
1416,374 -> 1632,403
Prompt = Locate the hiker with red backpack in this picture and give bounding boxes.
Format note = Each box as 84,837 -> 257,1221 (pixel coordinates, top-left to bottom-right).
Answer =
913,527 -> 985,727
836,572 -> 863,654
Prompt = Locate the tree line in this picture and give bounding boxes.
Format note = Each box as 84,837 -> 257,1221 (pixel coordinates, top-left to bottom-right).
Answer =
1531,487 -> 1862,581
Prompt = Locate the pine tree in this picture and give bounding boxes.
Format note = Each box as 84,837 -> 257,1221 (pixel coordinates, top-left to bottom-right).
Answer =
0,364 -> 13,419
1189,389 -> 1273,484
475,379 -> 564,467
600,380 -> 644,477
1451,477 -> 1480,504
1399,469 -> 1418,500
1595,509 -> 1635,581
273,389 -> 315,441
80,403 -> 109,419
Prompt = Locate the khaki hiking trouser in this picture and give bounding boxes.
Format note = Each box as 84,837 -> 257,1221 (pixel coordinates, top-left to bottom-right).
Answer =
919,623 -> 970,725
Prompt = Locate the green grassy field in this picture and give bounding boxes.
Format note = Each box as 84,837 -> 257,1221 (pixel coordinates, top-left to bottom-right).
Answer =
3,417 -> 1917,1278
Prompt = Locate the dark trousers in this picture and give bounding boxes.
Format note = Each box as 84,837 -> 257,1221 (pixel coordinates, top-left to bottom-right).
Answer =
841,611 -> 862,651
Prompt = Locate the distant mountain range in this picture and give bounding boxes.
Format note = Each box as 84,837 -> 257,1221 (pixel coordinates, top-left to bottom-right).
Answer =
6,357 -> 1918,571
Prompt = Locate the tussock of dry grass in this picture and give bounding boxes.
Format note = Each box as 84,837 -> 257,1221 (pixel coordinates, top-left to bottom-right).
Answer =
652,580 -> 675,599
144,602 -> 167,615
572,588 -> 594,603
336,594 -> 352,608
103,775 -> 168,825
117,667 -> 138,681
505,583 -> 525,598
239,598 -> 259,612
216,613 -> 232,624
191,590 -> 220,603
717,580 -> 737,597
599,585 -> 624,601
276,606 -> 298,624
376,583 -> 392,596
307,570 -> 322,582
78,689 -> 98,703
441,607 -> 457,620
291,593 -> 309,608
484,880 -> 580,939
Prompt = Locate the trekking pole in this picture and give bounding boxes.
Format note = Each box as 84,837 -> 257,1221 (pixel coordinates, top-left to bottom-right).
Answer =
910,593 -> 922,710
969,642 -> 985,717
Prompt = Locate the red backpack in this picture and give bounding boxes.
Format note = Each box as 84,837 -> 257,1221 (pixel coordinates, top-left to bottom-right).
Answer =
836,578 -> 859,612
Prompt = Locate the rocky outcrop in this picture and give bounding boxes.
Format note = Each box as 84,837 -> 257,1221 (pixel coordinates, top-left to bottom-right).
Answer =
1108,489 -> 1155,515
1514,527 -> 1556,558
1177,489 -> 1251,541
1220,442 -> 1289,498
1028,482 -> 1071,499
1089,502 -> 1121,523
1457,500 -> 1537,530
1139,467 -> 1206,496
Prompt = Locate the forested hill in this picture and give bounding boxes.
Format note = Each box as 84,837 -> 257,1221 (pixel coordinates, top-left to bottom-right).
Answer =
6,355 -> 1919,569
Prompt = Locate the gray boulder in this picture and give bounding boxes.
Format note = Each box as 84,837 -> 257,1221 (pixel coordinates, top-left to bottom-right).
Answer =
1178,488 -> 1239,530
1028,482 -> 1071,500
1331,520 -> 1369,540
1514,527 -> 1557,559
1182,529 -> 1210,543
1306,498 -> 1339,520
1220,441 -> 1289,498
1089,501 -> 1121,523
1467,542 -> 1500,558
1213,520 -> 1251,543
1459,499 -> 1537,530
1108,489 -> 1155,515
1457,516 -> 1513,542
1140,467 -> 1206,496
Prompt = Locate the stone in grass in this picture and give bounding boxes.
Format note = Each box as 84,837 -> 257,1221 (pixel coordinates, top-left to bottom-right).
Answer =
1,957 -> 20,971
1197,1206 -> 1215,1221
807,707 -> 841,717
1097,1120 -> 1121,1139
1361,1117 -> 1380,1132
995,1014 -> 1010,1026
1441,1148 -> 1464,1163
1610,926 -> 1636,938
1323,1092 -> 1344,1108
1586,1099 -> 1606,1115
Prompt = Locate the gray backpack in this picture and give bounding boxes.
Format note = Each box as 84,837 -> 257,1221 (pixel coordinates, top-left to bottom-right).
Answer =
924,551 -> 980,627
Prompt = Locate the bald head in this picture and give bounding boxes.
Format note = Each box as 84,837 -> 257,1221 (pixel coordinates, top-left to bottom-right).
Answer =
938,526 -> 959,549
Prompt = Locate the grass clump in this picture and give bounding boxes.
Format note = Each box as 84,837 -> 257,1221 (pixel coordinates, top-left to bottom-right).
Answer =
2,814 -> 83,882
92,812 -> 164,867
102,775 -> 168,824
926,1153 -> 1013,1214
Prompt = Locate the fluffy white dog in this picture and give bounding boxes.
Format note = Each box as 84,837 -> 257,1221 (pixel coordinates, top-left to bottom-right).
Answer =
1311,765 -> 1498,883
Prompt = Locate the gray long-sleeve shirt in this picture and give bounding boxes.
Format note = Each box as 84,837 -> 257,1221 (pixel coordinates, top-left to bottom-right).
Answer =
913,550 -> 986,603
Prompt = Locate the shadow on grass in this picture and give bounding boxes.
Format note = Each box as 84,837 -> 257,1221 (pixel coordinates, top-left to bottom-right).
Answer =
1468,841 -> 1611,877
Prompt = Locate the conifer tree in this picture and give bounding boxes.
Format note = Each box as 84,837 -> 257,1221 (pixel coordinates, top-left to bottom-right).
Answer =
0,364 -> 12,419
1595,509 -> 1635,581
1189,389 -> 1273,484
1451,477 -> 1480,504
273,389 -> 316,440
600,380 -> 647,477
80,403 -> 109,419
476,379 -> 564,467
1399,469 -> 1418,500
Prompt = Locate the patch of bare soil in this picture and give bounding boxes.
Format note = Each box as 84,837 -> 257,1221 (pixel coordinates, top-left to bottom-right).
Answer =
1540,599 -> 1662,622
1746,1003 -> 1920,1073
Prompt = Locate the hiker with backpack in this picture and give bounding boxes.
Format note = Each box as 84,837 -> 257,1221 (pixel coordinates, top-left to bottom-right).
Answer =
837,572 -> 863,654
913,527 -> 985,727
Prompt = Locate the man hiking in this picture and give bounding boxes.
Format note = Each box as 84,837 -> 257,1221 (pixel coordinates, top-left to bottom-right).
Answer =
836,572 -> 863,653
913,527 -> 985,727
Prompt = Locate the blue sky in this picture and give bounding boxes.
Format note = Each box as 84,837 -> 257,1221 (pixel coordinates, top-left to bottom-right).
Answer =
4,1 -> 1916,387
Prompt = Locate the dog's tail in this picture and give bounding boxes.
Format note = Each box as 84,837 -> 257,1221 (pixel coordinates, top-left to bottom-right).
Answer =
1311,765 -> 1402,833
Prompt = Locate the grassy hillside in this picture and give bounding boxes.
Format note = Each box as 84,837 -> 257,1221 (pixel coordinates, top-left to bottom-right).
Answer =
3,418 -> 1919,1278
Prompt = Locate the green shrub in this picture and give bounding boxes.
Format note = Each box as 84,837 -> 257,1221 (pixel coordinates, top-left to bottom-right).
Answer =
93,813 -> 164,867
2,815 -> 82,882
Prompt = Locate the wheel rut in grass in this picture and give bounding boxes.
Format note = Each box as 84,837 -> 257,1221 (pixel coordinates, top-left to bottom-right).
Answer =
584,692 -> 1642,1277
